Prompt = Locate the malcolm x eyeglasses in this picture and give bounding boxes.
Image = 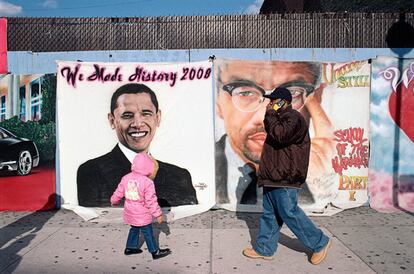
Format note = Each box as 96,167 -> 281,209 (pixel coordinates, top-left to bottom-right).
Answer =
222,80 -> 315,112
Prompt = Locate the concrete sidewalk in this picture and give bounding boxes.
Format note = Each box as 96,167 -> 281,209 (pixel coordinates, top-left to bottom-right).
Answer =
0,207 -> 412,274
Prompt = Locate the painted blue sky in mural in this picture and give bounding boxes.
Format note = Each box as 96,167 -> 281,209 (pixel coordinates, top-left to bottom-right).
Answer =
370,56 -> 414,174
0,0 -> 263,17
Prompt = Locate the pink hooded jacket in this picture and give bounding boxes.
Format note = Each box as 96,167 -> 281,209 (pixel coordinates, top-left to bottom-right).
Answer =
110,153 -> 162,227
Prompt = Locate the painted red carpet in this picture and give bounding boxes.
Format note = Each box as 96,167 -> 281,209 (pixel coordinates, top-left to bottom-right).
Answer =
0,165 -> 56,211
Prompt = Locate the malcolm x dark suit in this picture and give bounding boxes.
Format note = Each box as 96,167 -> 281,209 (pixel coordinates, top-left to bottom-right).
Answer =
77,145 -> 198,207
215,135 -> 257,205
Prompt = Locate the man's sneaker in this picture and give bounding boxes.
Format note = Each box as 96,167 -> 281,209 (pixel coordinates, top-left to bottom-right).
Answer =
124,248 -> 143,255
151,248 -> 171,260
242,247 -> 274,260
310,239 -> 332,265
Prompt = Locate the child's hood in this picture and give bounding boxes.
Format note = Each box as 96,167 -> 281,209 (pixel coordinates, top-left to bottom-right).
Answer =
131,153 -> 154,176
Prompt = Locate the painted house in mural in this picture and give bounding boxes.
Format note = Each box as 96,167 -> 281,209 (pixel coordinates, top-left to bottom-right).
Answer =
0,74 -> 44,122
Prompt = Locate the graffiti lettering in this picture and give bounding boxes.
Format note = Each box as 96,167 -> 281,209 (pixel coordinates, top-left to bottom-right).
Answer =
60,65 -> 81,88
181,67 -> 212,80
337,75 -> 370,88
332,127 -> 369,175
334,127 -> 364,144
87,64 -> 122,83
338,175 -> 368,201
128,66 -> 178,87
60,63 -> 211,88
322,61 -> 366,84
348,190 -> 357,201
338,175 -> 368,190
380,61 -> 414,91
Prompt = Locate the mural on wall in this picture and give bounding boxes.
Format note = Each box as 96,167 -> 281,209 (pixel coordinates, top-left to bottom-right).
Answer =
0,73 -> 56,211
3,48 -> 414,218
57,61 -> 215,219
214,58 -> 371,214
369,56 -> 414,213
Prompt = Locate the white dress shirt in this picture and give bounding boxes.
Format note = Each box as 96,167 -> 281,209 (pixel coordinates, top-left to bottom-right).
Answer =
224,138 -> 262,204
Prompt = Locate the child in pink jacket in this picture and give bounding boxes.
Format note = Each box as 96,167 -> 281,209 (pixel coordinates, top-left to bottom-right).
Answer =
110,152 -> 171,259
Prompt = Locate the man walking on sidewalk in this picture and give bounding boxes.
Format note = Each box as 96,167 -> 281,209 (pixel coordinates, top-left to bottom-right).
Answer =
242,87 -> 332,265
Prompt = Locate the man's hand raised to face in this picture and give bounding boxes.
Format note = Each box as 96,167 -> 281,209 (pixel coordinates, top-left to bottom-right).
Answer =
266,100 -> 276,111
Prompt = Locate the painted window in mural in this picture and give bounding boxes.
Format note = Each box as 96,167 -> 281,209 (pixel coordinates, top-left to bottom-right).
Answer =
19,86 -> 26,121
0,95 -> 5,121
30,78 -> 42,121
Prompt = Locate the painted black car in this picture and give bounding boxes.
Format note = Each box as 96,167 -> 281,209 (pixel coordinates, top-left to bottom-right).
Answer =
0,127 -> 39,175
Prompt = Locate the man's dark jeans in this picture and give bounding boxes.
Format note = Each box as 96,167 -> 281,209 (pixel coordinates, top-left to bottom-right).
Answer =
254,187 -> 329,256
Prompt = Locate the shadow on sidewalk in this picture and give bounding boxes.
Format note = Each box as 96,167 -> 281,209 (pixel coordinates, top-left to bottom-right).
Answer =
0,194 -> 59,274
279,233 -> 312,258
136,222 -> 171,252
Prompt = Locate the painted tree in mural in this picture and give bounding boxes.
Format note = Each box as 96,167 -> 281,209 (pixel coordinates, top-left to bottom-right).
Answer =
40,74 -> 56,124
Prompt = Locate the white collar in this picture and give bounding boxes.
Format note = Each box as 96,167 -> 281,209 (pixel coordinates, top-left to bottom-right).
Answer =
224,137 -> 256,204
117,143 -> 138,163
225,137 -> 249,173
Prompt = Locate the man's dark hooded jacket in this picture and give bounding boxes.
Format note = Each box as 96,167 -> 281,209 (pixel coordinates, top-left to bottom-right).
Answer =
257,105 -> 311,188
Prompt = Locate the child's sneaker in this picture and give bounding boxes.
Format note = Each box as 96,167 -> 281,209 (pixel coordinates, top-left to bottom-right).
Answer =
151,248 -> 171,259
124,248 -> 143,255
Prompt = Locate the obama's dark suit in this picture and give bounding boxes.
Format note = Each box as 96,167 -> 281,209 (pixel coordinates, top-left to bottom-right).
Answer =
77,145 -> 198,207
